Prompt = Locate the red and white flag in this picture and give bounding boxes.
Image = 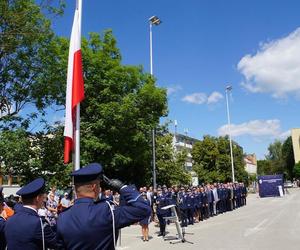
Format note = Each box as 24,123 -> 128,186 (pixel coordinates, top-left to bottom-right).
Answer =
63,3 -> 84,164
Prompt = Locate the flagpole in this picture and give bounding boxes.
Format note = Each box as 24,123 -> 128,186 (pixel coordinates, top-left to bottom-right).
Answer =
74,0 -> 82,171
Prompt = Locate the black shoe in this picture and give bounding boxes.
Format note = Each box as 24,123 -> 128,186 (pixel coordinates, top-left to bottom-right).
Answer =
158,233 -> 163,237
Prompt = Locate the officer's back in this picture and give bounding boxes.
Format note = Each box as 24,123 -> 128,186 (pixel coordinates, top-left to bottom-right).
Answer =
57,163 -> 151,250
5,178 -> 56,250
57,198 -> 118,249
0,193 -> 6,250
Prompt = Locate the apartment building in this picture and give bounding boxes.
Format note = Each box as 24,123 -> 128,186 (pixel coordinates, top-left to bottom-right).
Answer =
172,133 -> 200,185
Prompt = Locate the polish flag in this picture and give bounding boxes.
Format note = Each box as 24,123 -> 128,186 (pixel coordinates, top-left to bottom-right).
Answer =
63,4 -> 84,164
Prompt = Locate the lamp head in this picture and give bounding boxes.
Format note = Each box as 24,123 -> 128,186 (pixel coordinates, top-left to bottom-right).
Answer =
149,16 -> 162,25
226,85 -> 232,91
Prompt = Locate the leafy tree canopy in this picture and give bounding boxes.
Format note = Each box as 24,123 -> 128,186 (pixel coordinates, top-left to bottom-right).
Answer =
0,127 -> 71,187
192,135 -> 248,184
71,31 -> 167,186
259,136 -> 295,180
0,0 -> 66,129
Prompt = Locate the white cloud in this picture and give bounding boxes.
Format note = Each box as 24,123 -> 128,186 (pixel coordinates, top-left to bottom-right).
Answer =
167,85 -> 182,95
207,91 -> 224,104
218,119 -> 283,137
182,91 -> 223,105
182,92 -> 207,104
238,27 -> 300,98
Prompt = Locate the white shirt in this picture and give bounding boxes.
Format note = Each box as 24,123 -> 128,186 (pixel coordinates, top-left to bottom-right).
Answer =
212,188 -> 219,202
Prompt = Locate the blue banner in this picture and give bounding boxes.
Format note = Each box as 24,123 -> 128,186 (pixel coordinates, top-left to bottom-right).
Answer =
258,174 -> 283,198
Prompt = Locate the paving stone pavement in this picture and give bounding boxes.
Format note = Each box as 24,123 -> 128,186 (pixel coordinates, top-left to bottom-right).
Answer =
116,189 -> 300,250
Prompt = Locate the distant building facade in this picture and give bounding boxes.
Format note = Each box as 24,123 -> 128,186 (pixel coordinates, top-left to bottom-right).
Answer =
173,133 -> 200,186
291,128 -> 300,164
244,154 -> 257,175
0,173 -> 20,196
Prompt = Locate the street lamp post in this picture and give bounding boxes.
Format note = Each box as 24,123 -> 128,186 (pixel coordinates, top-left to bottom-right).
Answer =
225,85 -> 235,183
149,16 -> 161,190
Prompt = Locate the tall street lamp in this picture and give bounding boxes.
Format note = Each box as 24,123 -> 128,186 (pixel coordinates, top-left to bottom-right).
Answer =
149,15 -> 161,190
225,85 -> 235,183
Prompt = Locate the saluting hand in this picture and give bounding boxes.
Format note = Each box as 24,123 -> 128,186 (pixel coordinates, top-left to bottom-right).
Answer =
104,178 -> 124,192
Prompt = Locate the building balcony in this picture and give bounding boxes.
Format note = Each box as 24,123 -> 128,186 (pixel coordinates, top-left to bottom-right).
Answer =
174,142 -> 193,149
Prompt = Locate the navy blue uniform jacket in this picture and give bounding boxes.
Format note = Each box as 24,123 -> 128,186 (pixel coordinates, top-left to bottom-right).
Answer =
0,216 -> 6,250
5,206 -> 57,250
57,185 -> 151,250
156,194 -> 169,215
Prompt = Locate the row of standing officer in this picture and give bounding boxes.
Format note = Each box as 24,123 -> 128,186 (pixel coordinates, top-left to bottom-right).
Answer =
154,183 -> 247,235
2,163 -> 151,250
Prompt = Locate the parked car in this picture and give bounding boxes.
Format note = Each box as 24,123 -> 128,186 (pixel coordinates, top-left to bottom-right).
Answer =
284,181 -> 293,188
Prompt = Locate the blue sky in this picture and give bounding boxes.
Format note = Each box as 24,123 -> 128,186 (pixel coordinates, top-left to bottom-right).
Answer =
49,0 -> 300,159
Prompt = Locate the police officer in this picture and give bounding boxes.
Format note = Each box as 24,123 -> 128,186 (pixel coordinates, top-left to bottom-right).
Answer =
235,183 -> 241,208
5,178 -> 57,250
202,187 -> 209,219
193,188 -> 200,222
155,187 -> 169,236
241,183 -> 247,206
186,189 -> 194,225
178,187 -> 188,227
0,193 -> 6,250
57,163 -> 151,249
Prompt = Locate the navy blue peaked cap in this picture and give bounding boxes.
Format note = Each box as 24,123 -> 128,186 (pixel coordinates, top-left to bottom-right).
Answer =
71,163 -> 103,183
16,178 -> 46,198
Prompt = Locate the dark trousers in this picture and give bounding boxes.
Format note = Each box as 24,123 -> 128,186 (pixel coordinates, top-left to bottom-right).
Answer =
221,199 -> 227,212
180,208 -> 188,227
209,202 -> 214,216
216,200 -> 221,214
236,197 -> 241,208
227,199 -> 232,211
199,205 -> 204,220
201,205 -> 207,220
204,204 -> 209,219
157,214 -> 166,235
187,207 -> 194,225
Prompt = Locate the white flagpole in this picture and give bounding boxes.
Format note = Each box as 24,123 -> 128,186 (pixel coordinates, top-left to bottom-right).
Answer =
74,0 -> 82,171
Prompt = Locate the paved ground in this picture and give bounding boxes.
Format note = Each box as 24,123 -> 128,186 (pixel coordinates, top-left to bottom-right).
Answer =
116,188 -> 300,250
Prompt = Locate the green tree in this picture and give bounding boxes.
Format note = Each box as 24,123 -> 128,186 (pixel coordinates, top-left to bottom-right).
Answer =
0,1 -> 167,186
192,135 -> 219,171
32,125 -> 72,188
0,127 -> 71,187
262,138 -> 295,179
216,136 -> 232,181
257,160 -> 274,175
77,31 -> 168,186
265,140 -> 284,173
282,136 -> 295,179
0,129 -> 32,183
192,135 -> 248,183
0,0 -> 66,129
293,162 -> 300,178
